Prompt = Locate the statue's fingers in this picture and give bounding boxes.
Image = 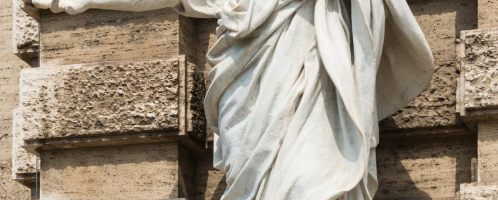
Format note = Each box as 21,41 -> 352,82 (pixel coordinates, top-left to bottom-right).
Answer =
32,0 -> 52,9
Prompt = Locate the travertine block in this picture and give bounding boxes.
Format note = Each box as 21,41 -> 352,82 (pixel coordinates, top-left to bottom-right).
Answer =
18,59 -> 180,140
457,28 -> 498,120
478,0 -> 498,29
376,129 -> 475,199
457,182 -> 498,200
477,121 -> 498,183
192,151 -> 225,200
0,161 -> 31,200
11,109 -> 37,181
40,142 -> 192,200
12,57 -> 205,179
12,0 -> 39,56
39,8 -> 191,66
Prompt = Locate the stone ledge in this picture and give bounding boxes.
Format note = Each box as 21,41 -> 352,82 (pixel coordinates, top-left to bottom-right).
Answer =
457,28 -> 498,122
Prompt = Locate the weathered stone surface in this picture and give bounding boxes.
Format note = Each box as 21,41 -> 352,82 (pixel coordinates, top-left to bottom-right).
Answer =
12,0 -> 39,56
17,59 -> 180,140
1,0 -> 36,197
11,109 -> 37,180
195,19 -> 218,145
183,60 -> 207,142
477,121 -> 498,183
457,29 -> 498,119
457,182 -> 498,200
39,8 -> 181,66
478,0 -> 498,29
12,57 -> 205,178
376,129 -> 476,199
380,0 -> 477,129
40,143 -> 182,200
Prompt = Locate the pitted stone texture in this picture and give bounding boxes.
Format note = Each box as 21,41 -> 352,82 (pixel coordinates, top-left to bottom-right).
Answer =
380,0 -> 477,129
195,19 -> 218,144
458,29 -> 498,114
185,61 -> 207,141
40,143 -> 182,200
1,0 -> 36,197
17,59 -> 180,140
13,0 -> 39,55
40,8 -> 181,66
12,109 -> 37,179
478,0 -> 498,29
457,183 -> 498,200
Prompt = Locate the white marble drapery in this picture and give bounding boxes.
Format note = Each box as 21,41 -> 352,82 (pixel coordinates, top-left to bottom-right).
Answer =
32,0 -> 434,199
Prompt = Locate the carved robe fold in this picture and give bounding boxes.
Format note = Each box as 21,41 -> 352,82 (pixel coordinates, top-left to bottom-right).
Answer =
175,0 -> 434,199
35,0 -> 433,198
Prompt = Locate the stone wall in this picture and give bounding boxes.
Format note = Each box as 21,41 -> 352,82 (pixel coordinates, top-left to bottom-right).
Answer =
0,0 -> 36,199
2,0 -> 498,199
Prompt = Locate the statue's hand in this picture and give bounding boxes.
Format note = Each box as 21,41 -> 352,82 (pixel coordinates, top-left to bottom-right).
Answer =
32,0 -> 91,14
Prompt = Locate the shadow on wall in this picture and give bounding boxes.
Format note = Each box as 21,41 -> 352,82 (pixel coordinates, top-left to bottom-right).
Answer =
407,0 -> 477,37
193,150 -> 226,200
375,132 -> 476,200
192,132 -> 476,200
379,0 -> 478,130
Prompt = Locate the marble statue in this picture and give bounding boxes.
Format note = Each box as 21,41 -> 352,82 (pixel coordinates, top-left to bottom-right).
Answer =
32,0 -> 434,199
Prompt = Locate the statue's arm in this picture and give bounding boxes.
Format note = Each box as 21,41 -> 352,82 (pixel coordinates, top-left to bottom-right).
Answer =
32,0 -> 181,14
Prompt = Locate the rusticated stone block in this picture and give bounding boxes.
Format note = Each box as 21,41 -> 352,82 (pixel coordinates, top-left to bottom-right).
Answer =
11,109 -> 37,181
40,142 -> 193,200
12,0 -> 39,56
457,182 -> 498,200
457,28 -> 498,120
12,57 -> 205,178
18,59 -> 180,140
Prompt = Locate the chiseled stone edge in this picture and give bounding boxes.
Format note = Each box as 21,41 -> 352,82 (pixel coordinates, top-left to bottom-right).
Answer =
12,0 -> 40,56
182,56 -> 207,144
457,28 -> 498,122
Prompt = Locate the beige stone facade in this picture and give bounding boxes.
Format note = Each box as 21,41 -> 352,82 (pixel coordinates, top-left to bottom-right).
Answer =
2,0 -> 498,199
